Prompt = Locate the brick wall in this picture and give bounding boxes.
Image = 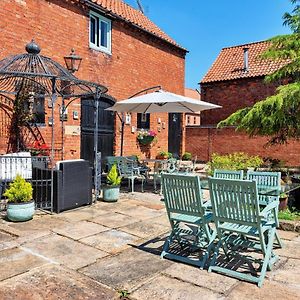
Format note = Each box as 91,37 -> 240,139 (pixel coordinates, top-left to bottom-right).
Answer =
200,77 -> 279,125
0,0 -> 186,160
186,127 -> 300,166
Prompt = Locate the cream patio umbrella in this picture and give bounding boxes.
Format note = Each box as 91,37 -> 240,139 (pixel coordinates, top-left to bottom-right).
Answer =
107,89 -> 221,155
107,90 -> 221,113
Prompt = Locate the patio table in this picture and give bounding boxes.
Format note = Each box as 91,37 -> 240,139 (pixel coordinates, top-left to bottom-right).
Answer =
200,178 -> 300,196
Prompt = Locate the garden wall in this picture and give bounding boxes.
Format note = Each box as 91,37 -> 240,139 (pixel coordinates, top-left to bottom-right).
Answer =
186,127 -> 300,166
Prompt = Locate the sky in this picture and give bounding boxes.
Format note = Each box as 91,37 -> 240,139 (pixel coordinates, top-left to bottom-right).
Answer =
126,0 -> 294,89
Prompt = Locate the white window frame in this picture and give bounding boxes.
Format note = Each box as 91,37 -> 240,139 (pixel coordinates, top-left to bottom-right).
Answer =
89,11 -> 112,55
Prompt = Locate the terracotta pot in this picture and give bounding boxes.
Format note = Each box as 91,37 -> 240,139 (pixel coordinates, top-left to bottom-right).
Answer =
279,196 -> 288,211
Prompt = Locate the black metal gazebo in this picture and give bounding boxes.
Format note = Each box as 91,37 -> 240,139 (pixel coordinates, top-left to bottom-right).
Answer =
0,40 -> 108,211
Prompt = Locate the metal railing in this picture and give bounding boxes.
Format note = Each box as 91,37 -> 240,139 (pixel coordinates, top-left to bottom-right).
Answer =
0,155 -> 52,211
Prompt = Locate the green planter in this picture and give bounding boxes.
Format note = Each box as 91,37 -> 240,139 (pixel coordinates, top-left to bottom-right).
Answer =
138,136 -> 154,145
103,185 -> 120,202
7,201 -> 35,222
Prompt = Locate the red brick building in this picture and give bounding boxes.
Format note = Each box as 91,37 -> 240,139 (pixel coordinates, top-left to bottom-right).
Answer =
185,88 -> 201,126
0,0 -> 187,162
186,41 -> 300,166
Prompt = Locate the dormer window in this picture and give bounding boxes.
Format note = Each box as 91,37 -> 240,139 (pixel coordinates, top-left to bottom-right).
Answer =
89,11 -> 111,54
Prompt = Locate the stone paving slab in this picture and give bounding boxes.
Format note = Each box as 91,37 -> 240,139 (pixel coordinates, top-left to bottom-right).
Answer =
277,230 -> 299,241
0,248 -> 48,281
80,229 -> 140,254
114,204 -> 164,220
6,215 -> 69,235
131,275 -> 222,300
125,199 -> 165,210
148,214 -> 170,227
0,231 -> 14,243
52,220 -> 108,240
53,205 -> 108,222
225,280 -> 300,300
270,258 -> 300,285
0,265 -> 117,300
89,212 -> 141,228
23,233 -> 108,269
119,219 -> 169,239
80,247 -> 172,291
162,263 -> 238,294
276,240 -> 300,259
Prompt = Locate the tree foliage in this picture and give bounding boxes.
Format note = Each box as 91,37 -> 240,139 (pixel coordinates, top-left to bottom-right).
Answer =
218,0 -> 300,144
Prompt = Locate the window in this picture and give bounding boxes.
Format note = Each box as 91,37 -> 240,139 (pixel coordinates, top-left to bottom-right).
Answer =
25,95 -> 45,125
187,116 -> 190,125
137,113 -> 150,129
90,11 -> 111,54
194,117 -> 197,125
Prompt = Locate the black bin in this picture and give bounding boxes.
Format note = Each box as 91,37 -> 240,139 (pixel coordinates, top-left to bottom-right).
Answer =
54,160 -> 92,213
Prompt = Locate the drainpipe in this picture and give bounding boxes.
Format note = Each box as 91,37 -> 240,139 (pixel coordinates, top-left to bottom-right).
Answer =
243,47 -> 249,72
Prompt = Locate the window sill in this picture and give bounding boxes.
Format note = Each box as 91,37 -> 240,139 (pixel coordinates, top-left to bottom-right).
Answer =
89,45 -> 112,56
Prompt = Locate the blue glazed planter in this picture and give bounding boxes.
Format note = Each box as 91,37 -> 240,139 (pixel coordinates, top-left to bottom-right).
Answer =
103,185 -> 120,202
7,201 -> 35,222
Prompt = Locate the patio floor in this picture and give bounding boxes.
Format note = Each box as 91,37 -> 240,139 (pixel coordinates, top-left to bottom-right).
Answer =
0,190 -> 300,300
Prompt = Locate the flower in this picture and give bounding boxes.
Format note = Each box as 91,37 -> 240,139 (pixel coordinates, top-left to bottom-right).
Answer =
29,141 -> 50,156
137,129 -> 157,139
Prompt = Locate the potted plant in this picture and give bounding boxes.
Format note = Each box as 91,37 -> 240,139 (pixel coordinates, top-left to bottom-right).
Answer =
182,152 -> 192,161
4,175 -> 34,222
279,193 -> 288,211
156,151 -> 172,160
102,164 -> 122,202
137,129 -> 157,145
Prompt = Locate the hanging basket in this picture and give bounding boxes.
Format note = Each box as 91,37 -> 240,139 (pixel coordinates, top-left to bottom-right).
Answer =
137,136 -> 155,145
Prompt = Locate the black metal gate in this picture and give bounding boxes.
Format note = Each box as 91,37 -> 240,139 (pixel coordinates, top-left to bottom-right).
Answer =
168,113 -> 182,158
80,96 -> 115,167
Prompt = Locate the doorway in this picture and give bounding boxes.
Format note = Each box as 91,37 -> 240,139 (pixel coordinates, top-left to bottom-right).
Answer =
168,113 -> 181,158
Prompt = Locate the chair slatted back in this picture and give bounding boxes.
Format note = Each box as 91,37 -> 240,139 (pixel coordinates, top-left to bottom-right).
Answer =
213,169 -> 244,180
117,158 -> 135,177
246,171 -> 281,187
247,171 -> 281,205
162,173 -> 204,216
209,178 -> 260,226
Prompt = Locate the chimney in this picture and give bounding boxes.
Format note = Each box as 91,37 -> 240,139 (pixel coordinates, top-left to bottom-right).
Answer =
243,47 -> 249,72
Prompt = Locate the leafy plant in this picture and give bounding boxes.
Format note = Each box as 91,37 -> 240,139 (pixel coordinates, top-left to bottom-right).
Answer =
106,164 -> 122,186
182,152 -> 192,161
278,208 -> 300,221
118,289 -> 130,299
157,151 -> 172,159
207,152 -> 263,175
280,192 -> 288,198
4,175 -> 33,203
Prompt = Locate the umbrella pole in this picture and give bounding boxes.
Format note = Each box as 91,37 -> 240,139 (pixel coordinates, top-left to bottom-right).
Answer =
120,113 -> 125,156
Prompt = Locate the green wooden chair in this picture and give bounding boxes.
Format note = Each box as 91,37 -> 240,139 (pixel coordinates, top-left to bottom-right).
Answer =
161,173 -> 216,268
154,158 -> 178,194
213,169 -> 244,179
247,171 -> 282,248
208,177 -> 279,287
117,157 -> 145,193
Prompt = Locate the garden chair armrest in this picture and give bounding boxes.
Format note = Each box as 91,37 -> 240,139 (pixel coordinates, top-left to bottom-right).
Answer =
259,201 -> 279,218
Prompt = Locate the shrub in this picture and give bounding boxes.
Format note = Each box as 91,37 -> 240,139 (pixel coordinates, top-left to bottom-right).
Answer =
106,164 -> 122,186
207,152 -> 263,175
157,151 -> 172,159
4,175 -> 33,203
182,152 -> 192,161
278,208 -> 300,221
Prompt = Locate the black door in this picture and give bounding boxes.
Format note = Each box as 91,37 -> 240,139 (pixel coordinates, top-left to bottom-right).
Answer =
80,97 -> 115,167
168,113 -> 181,158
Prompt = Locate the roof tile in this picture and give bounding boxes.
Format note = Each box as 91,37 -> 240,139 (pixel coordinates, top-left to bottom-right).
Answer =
201,41 -> 288,83
90,0 -> 185,50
